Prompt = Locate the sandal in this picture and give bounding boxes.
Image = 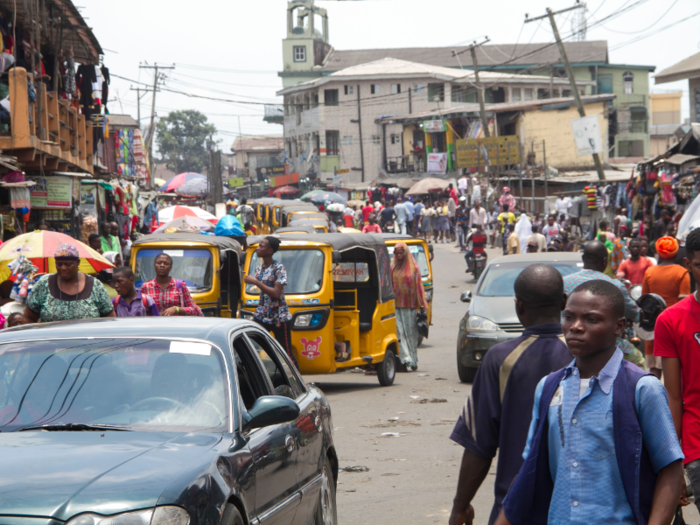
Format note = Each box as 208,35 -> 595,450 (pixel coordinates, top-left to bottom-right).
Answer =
334,341 -> 352,362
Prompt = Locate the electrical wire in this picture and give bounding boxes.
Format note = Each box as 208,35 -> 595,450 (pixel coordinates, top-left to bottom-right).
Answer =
589,0 -> 679,34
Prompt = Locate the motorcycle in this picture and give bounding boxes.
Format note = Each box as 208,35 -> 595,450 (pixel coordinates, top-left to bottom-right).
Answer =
627,283 -> 667,349
473,252 -> 486,281
382,221 -> 395,233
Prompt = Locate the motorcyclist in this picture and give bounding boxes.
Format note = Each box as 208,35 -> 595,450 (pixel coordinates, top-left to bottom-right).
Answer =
379,202 -> 396,232
465,225 -> 488,274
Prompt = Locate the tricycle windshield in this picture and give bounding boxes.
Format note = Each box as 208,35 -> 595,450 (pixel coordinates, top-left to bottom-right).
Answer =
387,244 -> 429,279
135,248 -> 213,292
0,338 -> 229,432
247,249 -> 324,295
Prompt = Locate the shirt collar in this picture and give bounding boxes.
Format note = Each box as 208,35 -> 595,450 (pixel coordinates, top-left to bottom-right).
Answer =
522,323 -> 563,337
563,348 -> 623,395
118,291 -> 142,307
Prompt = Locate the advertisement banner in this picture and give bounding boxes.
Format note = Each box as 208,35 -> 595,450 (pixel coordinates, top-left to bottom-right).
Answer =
427,152 -> 448,174
455,135 -> 520,168
79,183 -> 97,218
30,176 -> 73,209
423,120 -> 445,133
571,115 -> 603,156
271,173 -> 300,188
228,178 -> 244,188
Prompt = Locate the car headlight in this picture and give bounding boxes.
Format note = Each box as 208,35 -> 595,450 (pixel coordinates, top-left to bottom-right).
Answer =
424,289 -> 433,302
67,508 -> 189,525
467,315 -> 498,333
294,313 -> 324,328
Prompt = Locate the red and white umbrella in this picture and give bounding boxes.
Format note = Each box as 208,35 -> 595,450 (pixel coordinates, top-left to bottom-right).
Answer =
158,205 -> 218,225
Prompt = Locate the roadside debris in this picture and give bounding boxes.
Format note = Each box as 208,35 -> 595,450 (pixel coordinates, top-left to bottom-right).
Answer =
340,466 -> 370,473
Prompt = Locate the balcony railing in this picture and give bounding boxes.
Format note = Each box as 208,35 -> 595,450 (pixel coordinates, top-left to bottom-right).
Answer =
1,68 -> 93,174
386,154 -> 423,174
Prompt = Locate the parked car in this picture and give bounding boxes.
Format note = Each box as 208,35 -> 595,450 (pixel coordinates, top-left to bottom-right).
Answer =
0,317 -> 337,525
456,252 -> 583,383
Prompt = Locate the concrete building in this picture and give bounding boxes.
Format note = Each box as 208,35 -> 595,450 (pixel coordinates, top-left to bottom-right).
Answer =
655,51 -> 700,124
230,136 -> 285,180
278,58 -> 593,183
648,92 -> 684,156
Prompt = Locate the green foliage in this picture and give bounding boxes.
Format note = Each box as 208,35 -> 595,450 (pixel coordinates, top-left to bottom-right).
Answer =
155,110 -> 217,174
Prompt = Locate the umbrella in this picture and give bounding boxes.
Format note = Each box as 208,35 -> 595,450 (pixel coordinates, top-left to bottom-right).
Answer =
308,192 -> 346,205
405,177 -> 450,196
300,190 -> 326,201
158,172 -> 206,193
176,177 -> 210,197
153,216 -> 215,234
273,185 -> 301,198
158,205 -> 218,224
0,231 -> 113,282
154,178 -> 167,187
326,203 -> 345,213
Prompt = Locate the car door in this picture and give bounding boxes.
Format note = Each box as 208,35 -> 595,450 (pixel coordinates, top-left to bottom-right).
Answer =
243,331 -> 325,524
232,335 -> 300,525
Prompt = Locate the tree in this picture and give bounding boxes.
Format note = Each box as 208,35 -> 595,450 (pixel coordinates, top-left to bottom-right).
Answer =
155,110 -> 217,174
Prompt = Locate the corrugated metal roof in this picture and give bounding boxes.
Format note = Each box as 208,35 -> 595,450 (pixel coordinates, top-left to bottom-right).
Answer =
655,51 -> 700,84
107,114 -> 139,128
650,124 -> 684,137
231,136 -> 284,153
662,153 -> 699,166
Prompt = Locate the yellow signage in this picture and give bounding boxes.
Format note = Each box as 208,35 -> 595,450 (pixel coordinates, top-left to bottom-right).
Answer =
228,178 -> 244,188
456,135 -> 520,168
336,168 -> 349,174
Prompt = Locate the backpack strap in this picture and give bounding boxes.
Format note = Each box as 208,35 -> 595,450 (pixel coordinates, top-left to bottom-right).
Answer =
141,293 -> 149,309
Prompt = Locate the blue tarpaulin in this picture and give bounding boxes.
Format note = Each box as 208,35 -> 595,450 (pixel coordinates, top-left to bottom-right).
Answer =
215,215 -> 245,237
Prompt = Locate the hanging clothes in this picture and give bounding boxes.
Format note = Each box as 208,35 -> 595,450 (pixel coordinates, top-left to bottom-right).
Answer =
101,66 -> 110,112
76,64 -> 97,117
659,171 -> 676,206
583,185 -> 597,210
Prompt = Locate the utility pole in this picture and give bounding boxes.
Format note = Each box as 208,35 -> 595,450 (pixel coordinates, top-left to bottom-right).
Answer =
129,86 -> 152,129
526,6 -> 605,181
139,63 -> 174,188
453,38 -> 491,137
350,84 -> 365,182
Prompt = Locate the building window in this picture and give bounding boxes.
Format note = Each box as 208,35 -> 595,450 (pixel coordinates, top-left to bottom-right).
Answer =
563,89 -> 571,97
371,84 -> 381,95
343,135 -> 353,146
390,134 -> 401,144
537,88 -> 548,100
428,83 -> 445,102
371,135 -> 381,145
523,88 -> 534,101
324,89 -> 339,107
293,46 -> 306,62
413,84 -> 424,93
623,72 -> 634,95
511,88 -> 521,102
392,84 -> 401,94
326,130 -> 340,155
344,85 -> 354,95
451,85 -> 471,103
552,89 -> 560,98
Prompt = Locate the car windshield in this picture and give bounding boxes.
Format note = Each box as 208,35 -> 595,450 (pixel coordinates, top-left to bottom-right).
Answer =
135,249 -> 213,292
387,244 -> 430,280
478,261 -> 583,297
0,338 -> 229,432
247,249 -> 324,295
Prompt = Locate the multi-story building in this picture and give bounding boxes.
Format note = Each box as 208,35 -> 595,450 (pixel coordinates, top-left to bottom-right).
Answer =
648,92 -> 684,156
230,136 -> 285,181
655,51 -> 700,124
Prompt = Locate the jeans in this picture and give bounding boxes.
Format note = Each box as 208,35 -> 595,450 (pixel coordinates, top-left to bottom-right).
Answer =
457,226 -> 467,248
686,459 -> 700,513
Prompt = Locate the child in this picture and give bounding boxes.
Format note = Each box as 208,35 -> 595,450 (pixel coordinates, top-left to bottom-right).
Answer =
496,279 -> 683,525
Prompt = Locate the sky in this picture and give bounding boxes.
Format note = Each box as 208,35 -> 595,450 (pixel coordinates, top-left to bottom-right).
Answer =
80,0 -> 700,151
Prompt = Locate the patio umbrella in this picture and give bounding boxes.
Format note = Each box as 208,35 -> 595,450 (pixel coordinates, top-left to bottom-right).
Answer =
405,177 -> 450,196
158,205 -> 218,224
300,190 -> 326,201
273,185 -> 301,198
176,177 -> 210,197
154,178 -> 167,187
0,230 -> 113,282
158,172 -> 206,193
153,216 -> 215,234
308,192 -> 346,205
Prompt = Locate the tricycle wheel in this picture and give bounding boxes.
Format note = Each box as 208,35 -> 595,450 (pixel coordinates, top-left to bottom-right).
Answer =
377,350 -> 396,386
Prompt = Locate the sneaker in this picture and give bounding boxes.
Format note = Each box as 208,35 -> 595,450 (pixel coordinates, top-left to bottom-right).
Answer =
460,247 -> 466,252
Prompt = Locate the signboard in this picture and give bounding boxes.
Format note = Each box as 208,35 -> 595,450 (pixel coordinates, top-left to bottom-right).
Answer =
228,177 -> 244,188
423,120 -> 446,133
271,173 -> 300,188
29,176 -> 72,209
456,135 -> 520,168
571,115 -> 603,156
256,165 -> 286,182
79,182 -> 97,218
427,152 -> 448,174
336,168 -> 349,174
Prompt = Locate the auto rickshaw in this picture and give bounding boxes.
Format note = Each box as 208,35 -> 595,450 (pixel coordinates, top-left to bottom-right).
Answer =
284,210 -> 327,226
131,233 -> 242,317
241,233 -> 399,385
275,224 -> 319,235
288,218 -> 329,233
279,205 -> 319,228
380,234 -> 434,345
270,201 -> 309,231
253,198 -> 285,234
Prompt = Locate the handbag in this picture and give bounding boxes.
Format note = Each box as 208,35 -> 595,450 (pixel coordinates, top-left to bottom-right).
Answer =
416,308 -> 429,339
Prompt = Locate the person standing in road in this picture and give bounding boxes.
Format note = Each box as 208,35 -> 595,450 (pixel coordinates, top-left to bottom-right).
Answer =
419,204 -> 433,242
554,195 -> 572,219
541,215 -> 561,244
469,199 -> 487,230
244,236 -> 295,365
112,267 -> 160,317
449,264 -> 571,525
362,215 -> 382,234
506,224 -> 520,254
379,202 -> 395,231
497,205 -> 516,255
616,237 -> 653,285
394,197 -> 408,235
391,242 -> 427,372
526,225 -> 547,252
413,198 -> 424,234
141,254 -> 203,317
447,196 -> 457,242
362,200 -> 374,224
404,198 -> 415,235
498,187 -> 515,212
237,198 -> 255,229
455,198 -> 469,251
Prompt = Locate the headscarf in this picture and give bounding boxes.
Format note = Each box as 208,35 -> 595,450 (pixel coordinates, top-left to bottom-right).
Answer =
656,236 -> 679,259
54,244 -> 79,260
391,242 -> 427,310
597,232 -> 613,252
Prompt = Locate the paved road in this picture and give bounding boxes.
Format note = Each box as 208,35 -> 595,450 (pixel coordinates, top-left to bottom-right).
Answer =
303,240 -> 700,525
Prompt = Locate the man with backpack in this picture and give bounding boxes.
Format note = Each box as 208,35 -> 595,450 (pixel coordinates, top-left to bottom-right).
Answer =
140,253 -> 203,316
112,267 -> 160,317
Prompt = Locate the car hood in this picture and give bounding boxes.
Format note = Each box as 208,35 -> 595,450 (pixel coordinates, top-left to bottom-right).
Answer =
470,295 -> 519,326
0,431 -> 223,520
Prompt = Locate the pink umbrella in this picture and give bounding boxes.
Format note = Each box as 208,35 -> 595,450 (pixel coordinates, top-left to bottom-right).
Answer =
158,205 -> 218,224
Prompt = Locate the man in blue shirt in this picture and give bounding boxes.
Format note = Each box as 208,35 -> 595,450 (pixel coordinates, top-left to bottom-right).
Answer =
404,198 -> 415,235
449,264 -> 572,525
413,199 -> 425,234
496,280 -> 683,525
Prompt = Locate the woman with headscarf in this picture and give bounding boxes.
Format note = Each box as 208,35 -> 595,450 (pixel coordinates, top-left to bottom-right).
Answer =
642,236 -> 691,380
24,244 -> 115,323
391,242 -> 428,371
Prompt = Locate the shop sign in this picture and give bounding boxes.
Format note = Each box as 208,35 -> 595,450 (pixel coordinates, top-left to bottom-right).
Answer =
571,115 -> 603,156
79,183 -> 98,218
29,176 -> 72,209
271,173 -> 300,188
256,165 -> 286,181
336,168 -> 349,174
228,177 -> 244,188
423,120 -> 446,133
427,152 -> 448,174
456,135 -> 520,168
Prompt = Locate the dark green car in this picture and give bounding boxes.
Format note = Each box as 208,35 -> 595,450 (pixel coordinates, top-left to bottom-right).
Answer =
0,318 -> 338,525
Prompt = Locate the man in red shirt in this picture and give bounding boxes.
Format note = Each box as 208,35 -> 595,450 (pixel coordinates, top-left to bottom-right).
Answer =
362,201 -> 374,224
361,215 -> 382,234
656,227 -> 700,511
616,237 -> 653,285
464,225 -> 487,273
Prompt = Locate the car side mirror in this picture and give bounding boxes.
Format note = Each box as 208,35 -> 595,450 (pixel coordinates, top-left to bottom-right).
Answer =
460,291 -> 472,303
243,396 -> 300,431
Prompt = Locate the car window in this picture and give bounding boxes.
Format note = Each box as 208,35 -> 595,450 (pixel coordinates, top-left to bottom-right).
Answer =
232,336 -> 271,411
478,262 -> 583,297
245,333 -> 304,399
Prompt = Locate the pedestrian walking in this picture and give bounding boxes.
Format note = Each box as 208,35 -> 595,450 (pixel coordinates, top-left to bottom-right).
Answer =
506,224 -> 520,254
449,264 -> 571,525
420,204 -> 434,242
469,200 -> 487,230
112,267 -> 160,317
394,197 -> 408,235
141,253 -> 203,317
495,280 -> 684,525
541,215 -> 561,244
526,225 -> 547,252
362,201 -> 374,224
497,205 -> 516,255
455,198 -> 469,251
616,237 -> 654,285
361,214 -> 382,234
497,186 -> 515,212
24,244 -> 116,323
413,198 -> 425,234
435,201 -> 451,243
391,242 -> 427,371
404,198 -> 415,235
243,236 -> 296,365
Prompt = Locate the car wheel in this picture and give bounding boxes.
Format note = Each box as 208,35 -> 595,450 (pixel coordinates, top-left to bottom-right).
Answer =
457,356 -> 478,383
315,457 -> 338,525
377,350 -> 396,386
221,503 -> 245,525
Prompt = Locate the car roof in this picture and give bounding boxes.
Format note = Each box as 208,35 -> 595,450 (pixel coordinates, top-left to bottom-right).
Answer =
487,252 -> 583,264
